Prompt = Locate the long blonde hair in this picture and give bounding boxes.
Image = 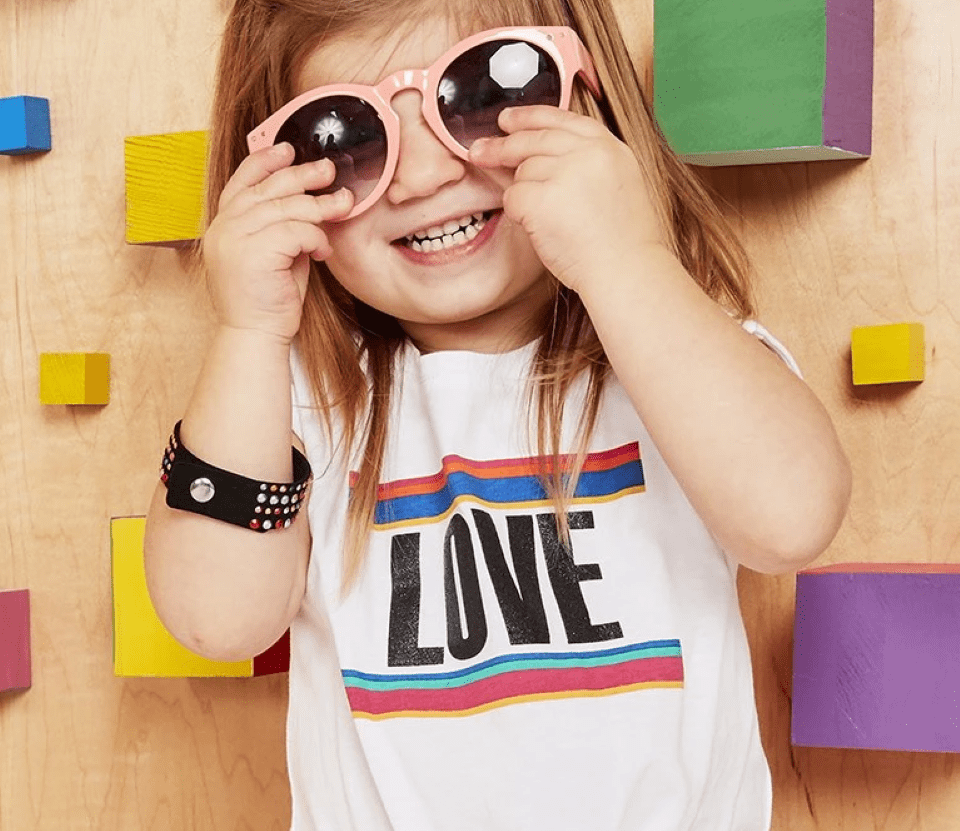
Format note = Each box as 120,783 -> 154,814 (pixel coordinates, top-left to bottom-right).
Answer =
206,0 -> 755,594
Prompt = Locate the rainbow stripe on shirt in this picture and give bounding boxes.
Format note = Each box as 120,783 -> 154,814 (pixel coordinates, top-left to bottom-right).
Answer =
343,640 -> 683,720
365,441 -> 645,531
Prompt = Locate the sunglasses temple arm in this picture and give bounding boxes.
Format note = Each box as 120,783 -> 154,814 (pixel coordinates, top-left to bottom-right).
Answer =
573,46 -> 624,142
575,40 -> 603,100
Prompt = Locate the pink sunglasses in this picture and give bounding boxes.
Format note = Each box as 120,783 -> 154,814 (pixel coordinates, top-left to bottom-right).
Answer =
247,26 -> 602,220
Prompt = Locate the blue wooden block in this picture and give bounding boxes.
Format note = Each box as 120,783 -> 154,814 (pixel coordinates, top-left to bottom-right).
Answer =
0,96 -> 51,155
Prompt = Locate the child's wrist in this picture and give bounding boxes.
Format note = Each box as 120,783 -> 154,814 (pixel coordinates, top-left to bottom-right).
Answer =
568,241 -> 680,304
217,321 -> 296,350
216,322 -> 296,353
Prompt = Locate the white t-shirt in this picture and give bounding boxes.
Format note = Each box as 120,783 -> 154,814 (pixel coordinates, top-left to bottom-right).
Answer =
286,323 -> 795,831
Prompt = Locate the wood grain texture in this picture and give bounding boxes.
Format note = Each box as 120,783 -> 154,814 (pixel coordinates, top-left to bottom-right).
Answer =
124,131 -> 208,245
2,0 -> 959,828
1,0 -> 289,829
693,0 -> 960,826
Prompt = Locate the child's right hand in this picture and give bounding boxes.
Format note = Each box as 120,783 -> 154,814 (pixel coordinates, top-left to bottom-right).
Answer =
203,142 -> 355,345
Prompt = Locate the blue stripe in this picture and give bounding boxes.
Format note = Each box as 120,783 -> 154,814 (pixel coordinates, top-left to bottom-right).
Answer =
374,460 -> 644,524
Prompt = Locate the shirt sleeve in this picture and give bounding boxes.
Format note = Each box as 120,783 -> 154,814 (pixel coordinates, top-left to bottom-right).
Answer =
740,319 -> 804,379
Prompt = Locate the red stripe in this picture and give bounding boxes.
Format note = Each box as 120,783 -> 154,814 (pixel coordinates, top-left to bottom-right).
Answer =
346,655 -> 682,716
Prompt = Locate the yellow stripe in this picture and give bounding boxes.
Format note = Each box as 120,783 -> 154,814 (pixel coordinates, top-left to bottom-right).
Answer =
373,486 -> 646,532
351,679 -> 682,720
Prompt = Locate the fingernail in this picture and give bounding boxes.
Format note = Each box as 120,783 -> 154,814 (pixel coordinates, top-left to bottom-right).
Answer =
272,142 -> 291,156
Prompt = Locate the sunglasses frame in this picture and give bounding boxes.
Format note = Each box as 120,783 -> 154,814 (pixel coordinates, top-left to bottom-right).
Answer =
247,26 -> 602,219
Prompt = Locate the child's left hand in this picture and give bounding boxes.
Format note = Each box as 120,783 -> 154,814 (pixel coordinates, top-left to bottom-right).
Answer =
468,105 -> 668,293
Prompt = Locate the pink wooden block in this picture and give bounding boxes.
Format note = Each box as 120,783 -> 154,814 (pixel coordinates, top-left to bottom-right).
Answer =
0,589 -> 31,692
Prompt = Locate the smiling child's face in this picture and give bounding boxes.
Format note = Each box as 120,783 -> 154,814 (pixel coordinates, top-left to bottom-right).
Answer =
297,15 -> 553,353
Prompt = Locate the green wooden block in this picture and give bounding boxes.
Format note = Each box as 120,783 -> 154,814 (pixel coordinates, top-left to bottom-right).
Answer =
654,0 -> 873,165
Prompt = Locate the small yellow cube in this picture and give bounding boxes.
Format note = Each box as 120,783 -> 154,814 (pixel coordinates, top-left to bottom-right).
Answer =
39,353 -> 110,404
851,323 -> 925,385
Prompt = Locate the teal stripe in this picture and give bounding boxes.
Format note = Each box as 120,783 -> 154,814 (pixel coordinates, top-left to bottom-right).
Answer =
344,639 -> 681,682
344,645 -> 681,692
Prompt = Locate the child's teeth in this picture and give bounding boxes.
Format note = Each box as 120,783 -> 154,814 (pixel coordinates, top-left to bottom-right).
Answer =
404,211 -> 491,252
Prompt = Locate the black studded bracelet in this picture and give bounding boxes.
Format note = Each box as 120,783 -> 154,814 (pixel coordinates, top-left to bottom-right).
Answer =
160,420 -> 312,532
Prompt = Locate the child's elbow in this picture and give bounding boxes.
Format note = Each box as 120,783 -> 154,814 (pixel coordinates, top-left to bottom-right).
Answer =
159,608 -> 283,664
742,451 -> 853,576
178,629 -> 262,664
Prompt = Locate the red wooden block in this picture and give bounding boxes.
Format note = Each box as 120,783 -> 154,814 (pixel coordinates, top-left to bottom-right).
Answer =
0,589 -> 31,692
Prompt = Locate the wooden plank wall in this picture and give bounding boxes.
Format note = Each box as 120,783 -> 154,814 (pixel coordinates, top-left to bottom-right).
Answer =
1,0 -> 958,828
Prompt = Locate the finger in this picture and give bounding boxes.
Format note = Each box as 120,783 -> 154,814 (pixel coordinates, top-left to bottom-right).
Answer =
259,219 -> 335,265
501,179 -> 543,228
513,154 -> 560,184
245,159 -> 343,209
498,105 -> 604,138
469,129 -> 580,169
222,154 -> 339,214
219,143 -> 297,209
237,188 -> 354,235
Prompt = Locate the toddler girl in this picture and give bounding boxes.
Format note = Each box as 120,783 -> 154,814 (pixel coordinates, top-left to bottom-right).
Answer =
145,0 -> 851,828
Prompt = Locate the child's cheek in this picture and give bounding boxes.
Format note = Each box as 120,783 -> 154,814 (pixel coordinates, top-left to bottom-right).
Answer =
321,215 -> 369,269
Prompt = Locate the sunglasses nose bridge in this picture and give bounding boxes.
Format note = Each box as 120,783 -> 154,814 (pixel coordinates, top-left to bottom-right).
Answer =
377,69 -> 431,109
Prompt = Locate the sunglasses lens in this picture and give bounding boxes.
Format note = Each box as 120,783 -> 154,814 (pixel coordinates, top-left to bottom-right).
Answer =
275,95 -> 387,203
438,40 -> 562,149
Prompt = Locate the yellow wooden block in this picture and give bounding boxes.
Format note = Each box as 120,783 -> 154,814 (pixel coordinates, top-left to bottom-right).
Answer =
39,353 -> 110,404
851,323 -> 925,385
124,130 -> 207,245
111,516 -> 255,677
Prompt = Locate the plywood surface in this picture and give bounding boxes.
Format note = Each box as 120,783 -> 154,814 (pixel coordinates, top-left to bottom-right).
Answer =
2,0 -> 959,828
697,0 -> 960,825
1,1 -> 289,828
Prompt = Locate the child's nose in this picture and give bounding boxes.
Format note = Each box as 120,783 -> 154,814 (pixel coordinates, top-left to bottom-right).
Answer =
385,91 -> 466,204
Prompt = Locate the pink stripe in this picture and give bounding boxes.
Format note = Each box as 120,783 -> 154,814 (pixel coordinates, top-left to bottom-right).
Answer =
346,655 -> 682,716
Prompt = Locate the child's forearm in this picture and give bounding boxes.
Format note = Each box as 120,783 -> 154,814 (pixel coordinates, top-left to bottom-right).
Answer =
577,244 -> 851,575
143,325 -> 310,661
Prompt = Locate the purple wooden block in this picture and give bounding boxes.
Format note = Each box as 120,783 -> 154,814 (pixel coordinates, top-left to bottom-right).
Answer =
0,589 -> 31,692
792,564 -> 960,753
824,0 -> 875,156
